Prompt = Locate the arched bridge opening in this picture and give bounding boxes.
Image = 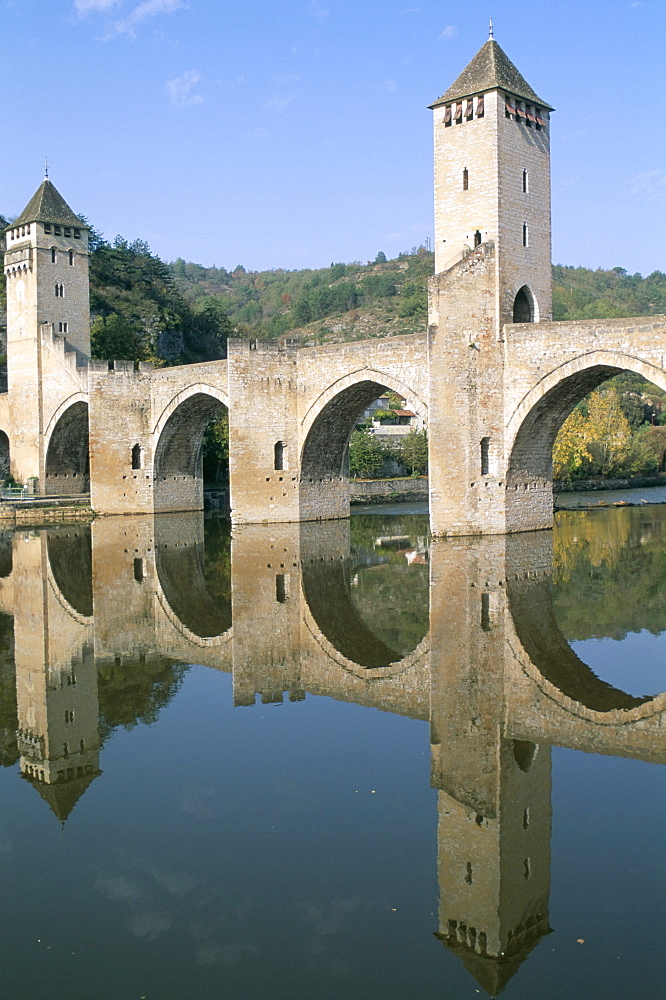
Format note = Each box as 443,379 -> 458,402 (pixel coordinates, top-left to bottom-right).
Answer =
506,358 -> 666,531
45,401 -> 90,495
154,391 -> 229,514
300,377 -> 428,520
0,430 -> 10,485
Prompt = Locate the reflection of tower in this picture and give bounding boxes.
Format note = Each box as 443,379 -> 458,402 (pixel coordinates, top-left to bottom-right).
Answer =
13,530 -> 100,822
436,741 -> 551,996
429,535 -> 552,995
18,646 -> 101,822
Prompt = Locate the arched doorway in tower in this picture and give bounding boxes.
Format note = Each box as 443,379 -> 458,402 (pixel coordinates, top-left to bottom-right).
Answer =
153,391 -> 229,513
513,285 -> 536,323
300,378 -> 428,519
45,402 -> 90,495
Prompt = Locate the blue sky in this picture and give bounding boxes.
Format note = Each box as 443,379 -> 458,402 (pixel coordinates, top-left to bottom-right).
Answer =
1,0 -> 664,275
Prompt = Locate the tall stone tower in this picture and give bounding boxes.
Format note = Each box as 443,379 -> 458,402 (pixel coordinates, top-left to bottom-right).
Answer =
427,33 -> 555,536
430,28 -> 553,326
3,179 -> 90,487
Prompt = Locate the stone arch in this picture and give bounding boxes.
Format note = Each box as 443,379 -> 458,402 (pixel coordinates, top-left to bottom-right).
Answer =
45,398 -> 89,495
507,351 -> 666,490
512,284 -> 537,323
0,429 -> 10,482
300,370 -> 428,481
153,384 -> 229,513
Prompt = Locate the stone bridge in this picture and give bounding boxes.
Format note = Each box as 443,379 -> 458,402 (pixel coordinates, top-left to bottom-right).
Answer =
5,33 -> 666,535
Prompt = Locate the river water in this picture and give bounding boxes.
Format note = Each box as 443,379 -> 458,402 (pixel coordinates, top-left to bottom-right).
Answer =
0,505 -> 662,999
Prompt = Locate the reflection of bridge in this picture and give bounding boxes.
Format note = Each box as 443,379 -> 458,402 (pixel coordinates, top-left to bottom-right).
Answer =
0,512 -> 663,993
3,37 -> 665,536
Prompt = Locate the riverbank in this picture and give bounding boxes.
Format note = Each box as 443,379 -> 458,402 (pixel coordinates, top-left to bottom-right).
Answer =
0,496 -> 93,527
349,476 -> 428,504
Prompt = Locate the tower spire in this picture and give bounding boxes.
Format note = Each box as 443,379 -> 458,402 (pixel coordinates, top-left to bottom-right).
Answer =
488,17 -> 494,40
44,156 -> 48,180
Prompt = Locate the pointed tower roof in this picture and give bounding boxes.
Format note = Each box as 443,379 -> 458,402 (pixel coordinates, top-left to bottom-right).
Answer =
11,179 -> 86,229
23,769 -> 101,822
429,39 -> 553,110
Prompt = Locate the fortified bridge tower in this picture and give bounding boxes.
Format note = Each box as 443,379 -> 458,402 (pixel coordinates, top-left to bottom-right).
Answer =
427,31 -> 556,535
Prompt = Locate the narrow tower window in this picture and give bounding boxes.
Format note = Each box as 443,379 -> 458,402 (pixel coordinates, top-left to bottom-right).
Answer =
274,441 -> 285,471
131,443 -> 142,470
51,247 -> 57,263
481,436 -> 490,475
522,222 -> 529,247
481,592 -> 491,632
462,168 -> 469,191
68,249 -> 74,265
474,230 -> 482,248
276,574 -> 287,603
522,169 -> 529,193
134,558 -> 144,583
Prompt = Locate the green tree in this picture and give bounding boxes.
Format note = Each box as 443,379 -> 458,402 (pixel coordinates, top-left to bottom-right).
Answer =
90,313 -> 149,361
399,429 -> 428,476
349,429 -> 385,478
202,412 -> 230,484
553,408 -> 593,481
553,389 -> 632,480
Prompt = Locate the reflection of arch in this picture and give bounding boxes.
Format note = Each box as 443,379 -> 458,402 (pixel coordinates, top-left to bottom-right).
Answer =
45,399 -> 89,495
301,553 -> 429,669
0,530 -> 12,579
300,371 -> 428,480
46,527 -> 93,619
507,353 -> 666,488
507,571 -> 658,714
153,386 -> 229,511
155,538 -> 232,641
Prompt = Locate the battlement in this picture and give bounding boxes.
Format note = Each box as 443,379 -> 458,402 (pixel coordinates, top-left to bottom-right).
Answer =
88,359 -> 155,375
229,337 -> 298,356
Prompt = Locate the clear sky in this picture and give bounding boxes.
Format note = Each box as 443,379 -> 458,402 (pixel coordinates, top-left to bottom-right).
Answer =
1,0 -> 664,276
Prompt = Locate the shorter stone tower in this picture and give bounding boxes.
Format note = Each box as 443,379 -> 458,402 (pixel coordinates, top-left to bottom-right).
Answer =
3,179 -> 90,489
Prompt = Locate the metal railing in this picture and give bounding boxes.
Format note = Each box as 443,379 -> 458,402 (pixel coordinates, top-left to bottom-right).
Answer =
0,487 -> 91,504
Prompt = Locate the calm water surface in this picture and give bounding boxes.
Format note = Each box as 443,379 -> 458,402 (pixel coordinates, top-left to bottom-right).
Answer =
0,507 -> 662,999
